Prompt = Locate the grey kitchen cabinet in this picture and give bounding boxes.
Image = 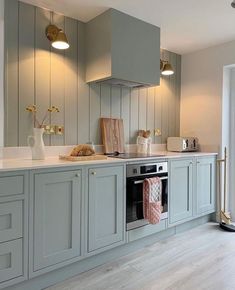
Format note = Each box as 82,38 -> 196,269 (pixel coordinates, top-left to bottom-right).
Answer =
196,156 -> 216,215
0,171 -> 28,289
0,239 -> 23,283
0,175 -> 24,197
87,165 -> 125,253
169,156 -> 217,227
169,159 -> 194,226
0,201 -> 23,243
31,169 -> 83,275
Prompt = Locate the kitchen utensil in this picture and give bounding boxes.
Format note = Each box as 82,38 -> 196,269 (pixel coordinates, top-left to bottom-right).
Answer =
100,118 -> 125,154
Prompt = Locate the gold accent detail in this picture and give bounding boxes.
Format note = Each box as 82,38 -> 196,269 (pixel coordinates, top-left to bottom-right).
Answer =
218,147 -> 231,224
46,25 -> 69,50
160,59 -> 174,75
55,126 -> 64,135
154,129 -> 162,136
45,25 -> 60,42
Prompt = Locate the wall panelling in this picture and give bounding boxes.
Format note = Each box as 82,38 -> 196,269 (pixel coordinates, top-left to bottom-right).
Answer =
4,0 -> 181,146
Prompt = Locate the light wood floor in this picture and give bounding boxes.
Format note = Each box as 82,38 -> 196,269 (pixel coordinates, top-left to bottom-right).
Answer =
47,223 -> 235,290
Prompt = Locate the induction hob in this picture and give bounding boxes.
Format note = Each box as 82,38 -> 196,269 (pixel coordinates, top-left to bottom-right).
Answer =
109,153 -> 165,159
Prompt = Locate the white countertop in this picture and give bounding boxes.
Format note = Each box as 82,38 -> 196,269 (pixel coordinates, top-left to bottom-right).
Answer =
0,151 -> 217,173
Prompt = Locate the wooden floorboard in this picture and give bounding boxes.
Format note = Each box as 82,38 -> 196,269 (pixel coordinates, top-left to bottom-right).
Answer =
46,223 -> 235,290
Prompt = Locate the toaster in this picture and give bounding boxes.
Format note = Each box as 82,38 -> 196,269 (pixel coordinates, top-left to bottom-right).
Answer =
167,137 -> 199,152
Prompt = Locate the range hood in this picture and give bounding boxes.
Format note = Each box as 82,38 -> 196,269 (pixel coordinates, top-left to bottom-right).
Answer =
85,9 -> 160,88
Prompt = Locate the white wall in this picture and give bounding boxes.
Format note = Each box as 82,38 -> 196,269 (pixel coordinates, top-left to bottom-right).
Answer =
229,69 -> 235,218
0,0 -> 4,147
181,40 -> 235,220
181,40 -> 235,153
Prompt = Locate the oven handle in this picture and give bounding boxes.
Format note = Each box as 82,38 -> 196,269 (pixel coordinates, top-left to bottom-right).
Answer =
134,176 -> 168,184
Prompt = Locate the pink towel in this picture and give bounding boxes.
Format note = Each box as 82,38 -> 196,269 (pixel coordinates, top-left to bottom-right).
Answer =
143,177 -> 163,224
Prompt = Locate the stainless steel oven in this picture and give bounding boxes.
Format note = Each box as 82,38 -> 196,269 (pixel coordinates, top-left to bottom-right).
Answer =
126,162 -> 168,231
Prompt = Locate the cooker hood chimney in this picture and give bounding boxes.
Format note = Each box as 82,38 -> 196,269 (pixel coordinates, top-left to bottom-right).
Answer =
85,9 -> 160,88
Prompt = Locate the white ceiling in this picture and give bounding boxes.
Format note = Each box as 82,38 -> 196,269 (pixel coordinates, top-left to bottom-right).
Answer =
21,0 -> 235,54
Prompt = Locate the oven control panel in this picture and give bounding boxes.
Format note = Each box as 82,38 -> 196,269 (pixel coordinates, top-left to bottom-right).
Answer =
127,162 -> 168,177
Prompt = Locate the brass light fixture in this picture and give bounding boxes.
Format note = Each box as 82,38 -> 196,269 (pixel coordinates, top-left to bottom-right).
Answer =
46,25 -> 70,50
160,59 -> 174,76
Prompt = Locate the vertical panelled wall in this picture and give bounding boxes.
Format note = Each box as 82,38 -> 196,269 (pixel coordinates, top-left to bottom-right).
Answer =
4,0 -> 181,147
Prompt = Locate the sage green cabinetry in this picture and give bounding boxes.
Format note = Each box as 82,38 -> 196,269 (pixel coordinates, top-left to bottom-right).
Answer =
0,171 -> 28,289
30,164 -> 125,277
87,165 -> 125,254
169,159 -> 194,225
196,156 -> 216,215
169,156 -> 216,227
30,169 -> 83,277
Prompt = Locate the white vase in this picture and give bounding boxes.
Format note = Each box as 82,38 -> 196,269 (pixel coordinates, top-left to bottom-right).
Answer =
27,128 -> 45,160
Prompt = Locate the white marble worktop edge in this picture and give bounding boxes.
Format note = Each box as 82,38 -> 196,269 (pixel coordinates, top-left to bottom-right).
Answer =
0,151 -> 218,173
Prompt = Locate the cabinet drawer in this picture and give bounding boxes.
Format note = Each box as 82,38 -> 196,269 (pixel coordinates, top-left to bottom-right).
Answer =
0,175 -> 24,197
0,239 -> 23,283
0,201 -> 23,243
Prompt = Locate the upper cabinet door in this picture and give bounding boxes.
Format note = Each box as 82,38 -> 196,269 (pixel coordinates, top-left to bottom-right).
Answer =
169,159 -> 193,225
196,157 -> 216,215
88,166 -> 125,253
33,170 -> 82,272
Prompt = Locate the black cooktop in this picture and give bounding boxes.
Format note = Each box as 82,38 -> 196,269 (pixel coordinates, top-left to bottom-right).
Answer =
110,153 -> 165,159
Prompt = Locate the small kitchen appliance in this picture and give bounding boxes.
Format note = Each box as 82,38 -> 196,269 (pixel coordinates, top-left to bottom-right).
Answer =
167,137 -> 199,152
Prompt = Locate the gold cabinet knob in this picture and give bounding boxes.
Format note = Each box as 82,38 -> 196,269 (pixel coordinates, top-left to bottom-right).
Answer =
91,171 -> 96,175
75,173 -> 80,177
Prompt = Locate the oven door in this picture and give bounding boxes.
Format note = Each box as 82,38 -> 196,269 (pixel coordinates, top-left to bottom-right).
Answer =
126,174 -> 168,231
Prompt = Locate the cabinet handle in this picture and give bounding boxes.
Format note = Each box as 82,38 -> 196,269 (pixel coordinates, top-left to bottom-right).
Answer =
197,161 -> 200,164
91,171 -> 96,175
75,173 -> 80,177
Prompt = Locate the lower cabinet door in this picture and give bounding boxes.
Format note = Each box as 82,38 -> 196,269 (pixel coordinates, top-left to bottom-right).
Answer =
33,170 -> 82,272
0,239 -> 23,283
196,157 -> 216,214
88,166 -> 125,253
169,159 -> 193,225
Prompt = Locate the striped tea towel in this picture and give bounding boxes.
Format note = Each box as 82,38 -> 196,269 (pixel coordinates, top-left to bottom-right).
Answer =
143,177 -> 163,224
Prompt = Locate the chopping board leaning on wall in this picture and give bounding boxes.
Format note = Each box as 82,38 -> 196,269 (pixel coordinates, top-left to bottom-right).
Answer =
100,118 -> 125,154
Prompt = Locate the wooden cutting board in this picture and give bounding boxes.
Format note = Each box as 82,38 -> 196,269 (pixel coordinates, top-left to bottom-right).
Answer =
100,118 -> 125,154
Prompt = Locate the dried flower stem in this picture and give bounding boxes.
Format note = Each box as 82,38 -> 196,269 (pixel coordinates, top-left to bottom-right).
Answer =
26,105 -> 60,128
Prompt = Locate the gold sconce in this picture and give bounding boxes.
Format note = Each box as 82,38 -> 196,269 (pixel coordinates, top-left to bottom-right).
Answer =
160,59 -> 174,76
46,25 -> 70,50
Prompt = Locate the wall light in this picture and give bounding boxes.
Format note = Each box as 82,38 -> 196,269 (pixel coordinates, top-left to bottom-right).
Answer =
46,25 -> 70,50
160,59 -> 174,76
